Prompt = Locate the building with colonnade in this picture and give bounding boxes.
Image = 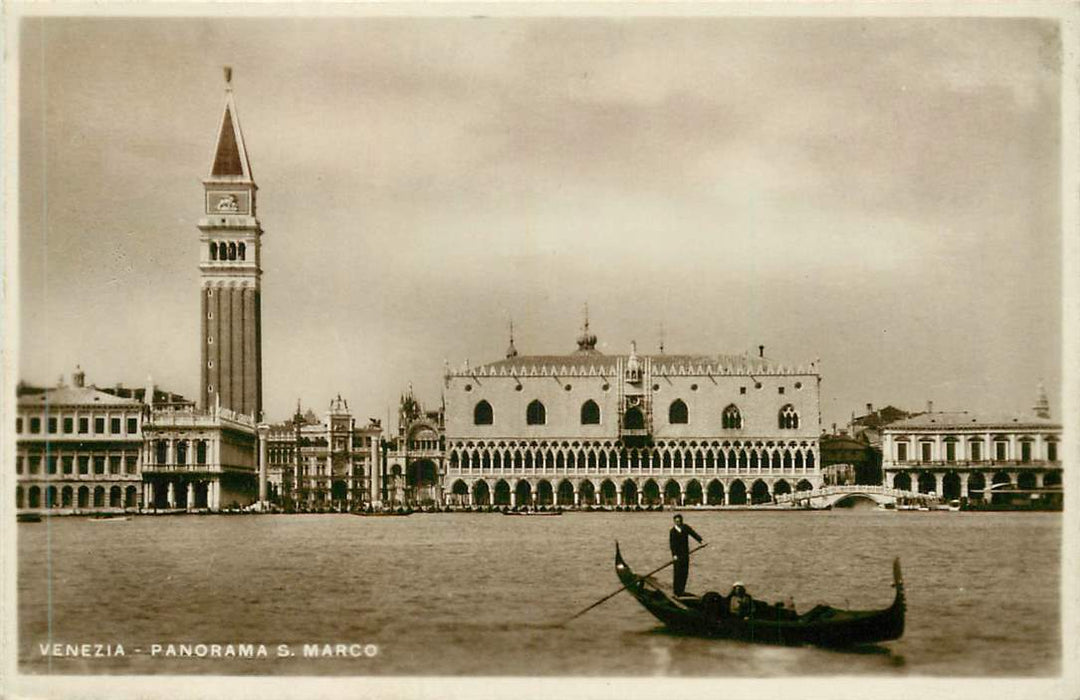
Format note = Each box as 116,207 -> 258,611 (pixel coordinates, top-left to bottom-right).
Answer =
442,323 -> 824,508
881,387 -> 1062,505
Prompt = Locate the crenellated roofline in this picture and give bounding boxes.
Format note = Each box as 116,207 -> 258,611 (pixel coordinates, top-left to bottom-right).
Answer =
446,354 -> 819,380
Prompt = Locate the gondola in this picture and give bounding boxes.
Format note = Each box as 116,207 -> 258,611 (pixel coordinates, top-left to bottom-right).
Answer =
614,544 -> 905,647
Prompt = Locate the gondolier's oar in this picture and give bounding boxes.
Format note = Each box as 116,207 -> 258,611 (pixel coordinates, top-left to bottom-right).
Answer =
563,542 -> 709,625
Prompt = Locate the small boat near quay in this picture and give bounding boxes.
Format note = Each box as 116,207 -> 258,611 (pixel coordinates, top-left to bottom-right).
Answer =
16,512 -> 43,523
614,544 -> 905,647
353,509 -> 413,517
501,509 -> 563,517
89,515 -> 132,522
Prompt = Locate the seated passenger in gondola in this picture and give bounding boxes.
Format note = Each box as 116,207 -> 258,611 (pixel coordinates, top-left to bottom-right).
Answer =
728,582 -> 752,618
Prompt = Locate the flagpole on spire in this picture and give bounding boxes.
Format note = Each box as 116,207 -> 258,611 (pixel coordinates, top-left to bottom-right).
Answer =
506,318 -> 518,359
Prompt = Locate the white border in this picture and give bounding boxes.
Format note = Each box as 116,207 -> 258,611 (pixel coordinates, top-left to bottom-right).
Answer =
2,3 -> 1077,700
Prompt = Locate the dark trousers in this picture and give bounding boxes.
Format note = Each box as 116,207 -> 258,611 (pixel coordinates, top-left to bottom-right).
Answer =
673,557 -> 689,595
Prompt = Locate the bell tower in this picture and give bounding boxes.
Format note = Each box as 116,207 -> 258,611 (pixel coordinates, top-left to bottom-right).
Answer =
199,67 -> 263,419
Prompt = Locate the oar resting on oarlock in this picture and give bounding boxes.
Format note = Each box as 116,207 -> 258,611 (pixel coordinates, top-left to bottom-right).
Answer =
554,540 -> 710,627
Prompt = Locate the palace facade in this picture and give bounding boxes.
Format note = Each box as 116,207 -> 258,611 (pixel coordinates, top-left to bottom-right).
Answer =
442,325 -> 823,507
881,388 -> 1062,504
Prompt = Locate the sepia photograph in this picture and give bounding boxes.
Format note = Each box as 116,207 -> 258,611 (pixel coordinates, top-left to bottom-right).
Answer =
3,2 -> 1078,698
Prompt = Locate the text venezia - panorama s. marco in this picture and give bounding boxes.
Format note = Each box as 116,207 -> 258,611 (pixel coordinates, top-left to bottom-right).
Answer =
38,642 -> 381,659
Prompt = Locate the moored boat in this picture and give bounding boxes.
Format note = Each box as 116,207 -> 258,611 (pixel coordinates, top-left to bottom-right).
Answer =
16,512 -> 43,523
614,544 -> 905,647
502,510 -> 563,516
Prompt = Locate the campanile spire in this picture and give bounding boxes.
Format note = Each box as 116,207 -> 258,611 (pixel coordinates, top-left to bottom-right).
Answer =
198,68 -> 263,419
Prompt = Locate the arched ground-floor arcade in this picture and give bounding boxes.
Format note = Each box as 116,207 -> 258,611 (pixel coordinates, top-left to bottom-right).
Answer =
444,475 -> 823,507
885,468 -> 1063,504
15,479 -> 141,513
142,471 -> 257,511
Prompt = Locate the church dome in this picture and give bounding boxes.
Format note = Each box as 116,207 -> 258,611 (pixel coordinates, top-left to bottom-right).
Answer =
576,328 -> 598,352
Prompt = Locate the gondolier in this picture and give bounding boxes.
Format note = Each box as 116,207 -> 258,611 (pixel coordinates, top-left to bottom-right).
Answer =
669,514 -> 703,596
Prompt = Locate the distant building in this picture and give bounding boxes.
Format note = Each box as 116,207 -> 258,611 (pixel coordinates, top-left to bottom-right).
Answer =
819,432 -> 877,485
848,403 -> 919,448
820,403 -> 922,486
382,385 -> 445,506
264,396 -> 382,511
16,368 -> 145,513
441,322 -> 823,507
881,386 -> 1061,503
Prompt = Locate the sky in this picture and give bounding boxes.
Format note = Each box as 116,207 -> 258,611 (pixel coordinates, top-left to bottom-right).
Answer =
15,13 -> 1064,431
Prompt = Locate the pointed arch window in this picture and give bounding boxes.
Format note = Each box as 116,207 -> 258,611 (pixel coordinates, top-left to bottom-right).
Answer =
722,404 -> 742,430
669,399 -> 688,425
526,400 -> 546,426
210,243 -> 218,260
473,400 -> 493,426
238,242 -> 246,261
580,400 -> 600,425
218,242 -> 228,260
624,406 -> 645,430
778,404 -> 799,429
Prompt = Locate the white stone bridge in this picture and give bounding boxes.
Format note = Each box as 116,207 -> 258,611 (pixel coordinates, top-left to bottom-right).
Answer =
774,484 -> 926,508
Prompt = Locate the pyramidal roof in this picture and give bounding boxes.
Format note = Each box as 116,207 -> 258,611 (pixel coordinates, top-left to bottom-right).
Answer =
207,72 -> 253,182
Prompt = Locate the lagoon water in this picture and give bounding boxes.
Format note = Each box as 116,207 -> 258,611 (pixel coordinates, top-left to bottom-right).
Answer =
18,510 -> 1060,676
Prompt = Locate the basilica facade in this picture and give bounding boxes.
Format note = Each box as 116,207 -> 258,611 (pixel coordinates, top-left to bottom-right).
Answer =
442,325 -> 823,507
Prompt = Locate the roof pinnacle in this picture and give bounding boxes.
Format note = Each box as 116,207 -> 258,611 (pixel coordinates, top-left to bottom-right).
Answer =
506,319 -> 518,359
575,303 -> 597,353
1033,380 -> 1051,419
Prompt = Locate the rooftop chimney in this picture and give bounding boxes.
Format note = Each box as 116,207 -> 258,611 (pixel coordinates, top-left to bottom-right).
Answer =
73,365 -> 85,388
758,345 -> 764,358
866,403 -> 873,414
927,400 -> 934,413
